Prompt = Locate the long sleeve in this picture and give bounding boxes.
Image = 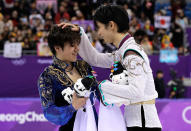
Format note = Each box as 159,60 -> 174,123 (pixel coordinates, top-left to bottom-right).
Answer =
78,27 -> 114,68
99,55 -> 147,99
38,72 -> 76,125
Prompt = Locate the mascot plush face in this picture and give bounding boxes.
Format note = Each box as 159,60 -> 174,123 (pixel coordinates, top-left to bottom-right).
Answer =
74,78 -> 88,97
61,87 -> 74,104
110,61 -> 129,85
74,77 -> 95,97
110,70 -> 129,85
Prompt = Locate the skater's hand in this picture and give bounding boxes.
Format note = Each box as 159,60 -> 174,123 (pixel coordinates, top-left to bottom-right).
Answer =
57,22 -> 80,31
72,92 -> 88,110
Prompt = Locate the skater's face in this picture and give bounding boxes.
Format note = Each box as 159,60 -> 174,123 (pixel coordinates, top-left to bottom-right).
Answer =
96,21 -> 114,44
54,42 -> 79,62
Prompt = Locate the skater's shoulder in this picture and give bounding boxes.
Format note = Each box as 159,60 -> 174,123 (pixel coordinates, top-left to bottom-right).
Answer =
76,60 -> 91,69
38,66 -> 53,86
40,65 -> 55,77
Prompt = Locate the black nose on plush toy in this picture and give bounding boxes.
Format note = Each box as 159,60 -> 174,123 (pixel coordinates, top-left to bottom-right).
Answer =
81,77 -> 95,90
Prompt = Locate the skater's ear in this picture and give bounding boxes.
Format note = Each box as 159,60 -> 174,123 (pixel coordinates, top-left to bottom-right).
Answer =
54,45 -> 65,55
54,45 -> 61,52
108,21 -> 117,32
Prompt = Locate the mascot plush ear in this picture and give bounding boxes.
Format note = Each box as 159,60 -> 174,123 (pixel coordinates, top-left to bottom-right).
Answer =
110,61 -> 129,85
74,76 -> 95,97
81,76 -> 95,90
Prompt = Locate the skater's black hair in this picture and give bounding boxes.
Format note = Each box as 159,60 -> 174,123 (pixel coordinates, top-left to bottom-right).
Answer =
93,4 -> 129,33
47,25 -> 81,55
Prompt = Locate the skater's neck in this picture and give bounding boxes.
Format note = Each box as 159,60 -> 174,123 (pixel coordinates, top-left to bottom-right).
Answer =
113,32 -> 130,48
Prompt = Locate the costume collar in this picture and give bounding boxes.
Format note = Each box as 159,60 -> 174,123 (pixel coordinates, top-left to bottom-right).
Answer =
53,56 -> 73,70
118,33 -> 131,49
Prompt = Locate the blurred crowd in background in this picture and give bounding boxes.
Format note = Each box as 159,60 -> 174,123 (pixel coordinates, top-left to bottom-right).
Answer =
0,0 -> 191,55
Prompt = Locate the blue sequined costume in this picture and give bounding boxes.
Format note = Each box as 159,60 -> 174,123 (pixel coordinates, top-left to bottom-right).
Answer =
38,57 -> 99,130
